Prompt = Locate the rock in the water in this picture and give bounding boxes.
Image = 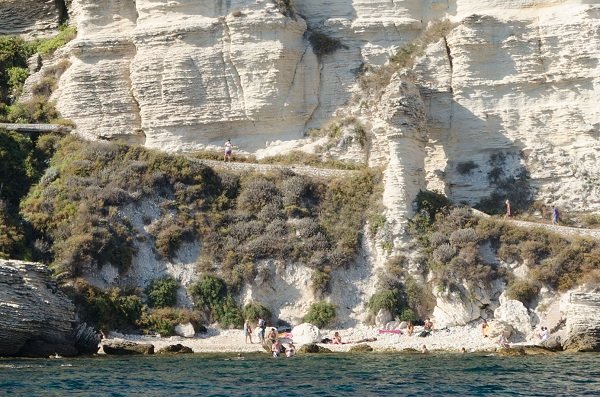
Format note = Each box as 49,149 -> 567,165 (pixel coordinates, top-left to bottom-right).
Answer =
156,344 -> 193,354
563,292 -> 600,352
174,323 -> 195,338
542,335 -> 563,352
102,341 -> 154,355
291,323 -> 321,345
72,323 -> 101,355
298,344 -> 332,354
349,344 -> 373,353
0,260 -> 77,357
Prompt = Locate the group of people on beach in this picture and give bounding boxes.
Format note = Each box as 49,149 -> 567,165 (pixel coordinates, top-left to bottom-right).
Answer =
243,318 -> 295,358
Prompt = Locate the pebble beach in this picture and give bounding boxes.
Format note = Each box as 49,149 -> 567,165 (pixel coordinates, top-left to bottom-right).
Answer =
104,324 -> 503,354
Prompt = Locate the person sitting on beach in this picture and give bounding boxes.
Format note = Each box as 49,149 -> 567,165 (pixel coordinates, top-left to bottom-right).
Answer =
272,339 -> 282,358
332,332 -> 342,344
244,320 -> 253,344
407,321 -> 414,336
497,333 -> 510,349
539,326 -> 550,342
268,328 -> 277,344
424,318 -> 434,331
480,319 -> 490,338
421,345 -> 429,354
286,342 -> 296,358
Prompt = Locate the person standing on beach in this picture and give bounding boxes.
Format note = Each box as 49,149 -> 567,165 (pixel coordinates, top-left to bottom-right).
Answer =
504,199 -> 512,219
244,320 -> 253,344
257,318 -> 266,344
224,139 -> 233,162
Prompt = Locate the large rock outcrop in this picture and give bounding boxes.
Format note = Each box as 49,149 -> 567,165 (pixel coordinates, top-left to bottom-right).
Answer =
0,0 -> 67,38
0,260 -> 77,357
563,292 -> 600,352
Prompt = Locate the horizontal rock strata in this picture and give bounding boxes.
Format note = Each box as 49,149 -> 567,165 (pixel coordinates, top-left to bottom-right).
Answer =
0,260 -> 76,357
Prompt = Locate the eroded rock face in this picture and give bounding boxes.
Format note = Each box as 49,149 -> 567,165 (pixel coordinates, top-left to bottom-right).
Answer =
36,0 -> 599,216
563,292 -> 600,352
418,6 -> 600,212
0,260 -> 77,357
0,0 -> 66,38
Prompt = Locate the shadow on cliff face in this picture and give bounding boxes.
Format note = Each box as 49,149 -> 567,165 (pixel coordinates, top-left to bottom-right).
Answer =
418,16 -> 541,214
423,90 -> 533,215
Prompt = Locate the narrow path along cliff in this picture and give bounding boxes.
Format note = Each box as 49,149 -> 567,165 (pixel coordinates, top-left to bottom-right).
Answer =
188,158 -> 360,179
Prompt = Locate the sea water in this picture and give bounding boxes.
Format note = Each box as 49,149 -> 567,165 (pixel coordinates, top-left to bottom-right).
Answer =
1,352 -> 599,396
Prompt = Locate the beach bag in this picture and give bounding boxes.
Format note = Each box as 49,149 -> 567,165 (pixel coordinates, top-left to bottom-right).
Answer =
418,330 -> 431,338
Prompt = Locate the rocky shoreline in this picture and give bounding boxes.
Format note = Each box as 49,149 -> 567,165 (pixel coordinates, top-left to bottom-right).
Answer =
97,324 -> 562,357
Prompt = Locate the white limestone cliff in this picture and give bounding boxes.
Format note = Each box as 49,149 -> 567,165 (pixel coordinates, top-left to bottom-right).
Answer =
6,0 -> 600,334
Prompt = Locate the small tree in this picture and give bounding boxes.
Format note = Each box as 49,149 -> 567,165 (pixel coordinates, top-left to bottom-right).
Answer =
146,276 -> 178,308
304,301 -> 336,328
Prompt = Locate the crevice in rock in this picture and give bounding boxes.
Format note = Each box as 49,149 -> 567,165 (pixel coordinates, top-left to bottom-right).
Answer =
55,0 -> 69,25
536,19 -> 546,74
302,62 -> 322,134
443,36 -> 453,71
443,36 -> 454,94
221,18 -> 246,116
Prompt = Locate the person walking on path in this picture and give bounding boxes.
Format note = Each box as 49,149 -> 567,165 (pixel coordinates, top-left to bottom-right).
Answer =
504,199 -> 512,219
551,206 -> 560,225
224,139 -> 233,162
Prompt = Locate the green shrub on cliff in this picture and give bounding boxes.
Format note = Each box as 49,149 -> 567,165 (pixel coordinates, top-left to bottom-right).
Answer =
189,275 -> 243,328
243,302 -> 271,323
71,280 -> 143,331
146,276 -> 179,309
304,301 -> 336,328
138,308 -> 201,336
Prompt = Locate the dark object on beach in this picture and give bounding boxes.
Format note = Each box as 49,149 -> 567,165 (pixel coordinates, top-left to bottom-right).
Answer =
418,330 -> 431,337
156,344 -> 193,354
298,343 -> 332,354
320,337 -> 332,344
102,340 -> 154,355
349,344 -> 373,353
197,325 -> 208,333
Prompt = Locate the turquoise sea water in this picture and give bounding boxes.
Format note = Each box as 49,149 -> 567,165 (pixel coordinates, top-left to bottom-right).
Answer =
1,352 -> 599,396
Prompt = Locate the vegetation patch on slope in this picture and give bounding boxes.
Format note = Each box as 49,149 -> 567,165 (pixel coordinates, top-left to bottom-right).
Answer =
408,192 -> 600,306
15,136 -> 380,331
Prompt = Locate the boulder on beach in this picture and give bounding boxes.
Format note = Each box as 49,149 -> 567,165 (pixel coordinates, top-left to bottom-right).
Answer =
375,309 -> 393,327
291,323 -> 321,344
494,298 -> 532,340
175,323 -> 195,338
156,344 -> 194,354
349,344 -> 373,353
298,343 -> 332,354
102,340 -> 154,355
